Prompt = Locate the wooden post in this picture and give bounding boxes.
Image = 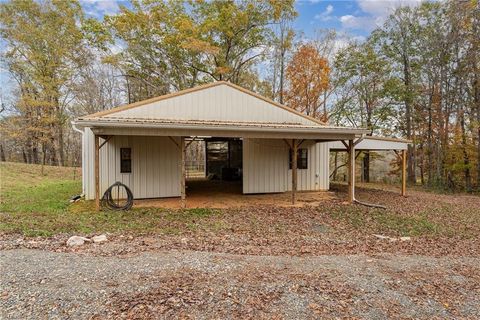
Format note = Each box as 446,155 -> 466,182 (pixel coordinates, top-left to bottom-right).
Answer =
401,149 -> 407,196
348,139 -> 355,203
180,137 -> 186,208
292,139 -> 297,205
94,134 -> 100,211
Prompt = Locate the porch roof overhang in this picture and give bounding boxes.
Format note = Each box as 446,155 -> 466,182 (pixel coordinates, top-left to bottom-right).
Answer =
329,136 -> 411,151
73,117 -> 370,141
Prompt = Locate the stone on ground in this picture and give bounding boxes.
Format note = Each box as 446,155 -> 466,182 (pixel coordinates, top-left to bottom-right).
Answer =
92,235 -> 108,243
66,236 -> 91,247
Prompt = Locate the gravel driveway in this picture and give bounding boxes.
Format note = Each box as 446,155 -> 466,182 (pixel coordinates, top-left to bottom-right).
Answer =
1,249 -> 479,319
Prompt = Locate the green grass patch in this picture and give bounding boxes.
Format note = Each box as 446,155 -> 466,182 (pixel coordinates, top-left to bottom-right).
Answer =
0,162 -> 226,237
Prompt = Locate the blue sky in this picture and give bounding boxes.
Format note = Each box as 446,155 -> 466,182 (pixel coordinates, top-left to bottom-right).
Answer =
80,0 -> 423,38
294,0 -> 422,38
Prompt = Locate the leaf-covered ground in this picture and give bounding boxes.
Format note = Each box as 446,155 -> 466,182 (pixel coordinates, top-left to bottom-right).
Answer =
3,182 -> 479,257
2,162 -> 480,319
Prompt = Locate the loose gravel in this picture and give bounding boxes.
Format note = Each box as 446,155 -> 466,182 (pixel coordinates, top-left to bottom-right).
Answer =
1,249 -> 479,319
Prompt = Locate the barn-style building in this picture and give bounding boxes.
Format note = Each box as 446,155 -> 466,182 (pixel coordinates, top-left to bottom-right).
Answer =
73,81 -> 409,209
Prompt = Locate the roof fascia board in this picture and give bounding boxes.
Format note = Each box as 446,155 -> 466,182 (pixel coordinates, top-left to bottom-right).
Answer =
329,136 -> 410,151
75,119 -> 368,135
89,126 -> 361,141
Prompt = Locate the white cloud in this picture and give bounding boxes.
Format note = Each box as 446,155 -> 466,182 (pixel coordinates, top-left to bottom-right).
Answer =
358,0 -> 422,17
81,0 -> 121,18
325,4 -> 334,14
315,4 -> 334,21
340,0 -> 423,31
339,14 -> 382,31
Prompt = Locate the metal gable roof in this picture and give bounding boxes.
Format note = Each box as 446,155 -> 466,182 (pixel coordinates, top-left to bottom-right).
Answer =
79,81 -> 326,126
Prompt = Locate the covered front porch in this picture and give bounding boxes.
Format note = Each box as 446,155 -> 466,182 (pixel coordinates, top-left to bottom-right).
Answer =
85,133 -> 409,210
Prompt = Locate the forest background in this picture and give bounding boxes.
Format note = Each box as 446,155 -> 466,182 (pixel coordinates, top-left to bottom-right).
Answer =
0,0 -> 479,192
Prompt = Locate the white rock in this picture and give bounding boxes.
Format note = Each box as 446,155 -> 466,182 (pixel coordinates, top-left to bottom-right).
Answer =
92,234 -> 108,243
373,234 -> 396,242
66,236 -> 91,247
400,236 -> 411,241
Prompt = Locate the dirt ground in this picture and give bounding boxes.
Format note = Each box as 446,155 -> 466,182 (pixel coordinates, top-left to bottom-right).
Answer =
135,179 -> 336,209
1,185 -> 480,319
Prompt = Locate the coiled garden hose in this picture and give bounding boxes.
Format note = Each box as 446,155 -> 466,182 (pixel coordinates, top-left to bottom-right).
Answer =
101,181 -> 134,211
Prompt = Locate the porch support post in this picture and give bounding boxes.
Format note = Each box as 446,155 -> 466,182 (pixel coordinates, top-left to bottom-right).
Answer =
292,139 -> 298,205
180,136 -> 186,208
348,139 -> 355,203
401,149 -> 407,196
94,134 -> 100,211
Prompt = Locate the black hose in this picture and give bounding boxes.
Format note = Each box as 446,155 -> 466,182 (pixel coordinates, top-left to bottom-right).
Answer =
101,181 -> 134,211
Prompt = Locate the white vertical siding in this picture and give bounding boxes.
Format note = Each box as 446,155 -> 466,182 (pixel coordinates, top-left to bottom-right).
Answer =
83,128 -> 181,200
243,139 -> 288,194
286,141 -> 329,191
83,132 -> 330,199
84,127 -> 95,199
108,84 -> 317,125
243,139 -> 329,194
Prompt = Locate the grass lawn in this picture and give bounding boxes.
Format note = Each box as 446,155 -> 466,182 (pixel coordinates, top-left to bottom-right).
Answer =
1,162 -> 479,241
0,162 -> 221,237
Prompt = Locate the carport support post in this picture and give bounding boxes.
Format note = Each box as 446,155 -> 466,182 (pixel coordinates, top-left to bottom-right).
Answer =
348,139 -> 355,203
401,149 -> 407,196
180,137 -> 186,208
292,139 -> 298,205
94,134 -> 100,211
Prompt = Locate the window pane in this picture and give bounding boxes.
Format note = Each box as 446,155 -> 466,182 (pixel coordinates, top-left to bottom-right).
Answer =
120,148 -> 131,173
289,148 -> 308,169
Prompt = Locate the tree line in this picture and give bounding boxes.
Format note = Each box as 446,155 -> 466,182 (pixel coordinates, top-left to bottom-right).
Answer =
0,0 -> 479,192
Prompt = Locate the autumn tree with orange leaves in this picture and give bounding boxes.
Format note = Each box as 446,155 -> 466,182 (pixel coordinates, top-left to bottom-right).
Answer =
285,44 -> 330,122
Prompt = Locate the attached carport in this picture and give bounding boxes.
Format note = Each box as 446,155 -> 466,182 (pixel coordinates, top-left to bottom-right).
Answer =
329,136 -> 411,204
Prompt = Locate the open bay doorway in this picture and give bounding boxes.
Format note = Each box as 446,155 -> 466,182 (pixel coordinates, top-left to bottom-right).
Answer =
185,137 -> 243,199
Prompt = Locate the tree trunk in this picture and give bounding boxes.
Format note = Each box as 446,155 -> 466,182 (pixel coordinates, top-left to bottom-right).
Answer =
364,109 -> 372,183
49,138 -> 58,166
460,110 -> 472,192
57,124 -> 65,166
475,75 -> 480,191
279,36 -> 285,105
362,151 -> 370,183
333,151 -> 338,181
25,140 -> 32,164
403,52 -> 416,184
427,84 -> 434,186
22,148 -> 27,163
32,145 -> 39,164
0,144 -> 6,162
418,143 -> 425,185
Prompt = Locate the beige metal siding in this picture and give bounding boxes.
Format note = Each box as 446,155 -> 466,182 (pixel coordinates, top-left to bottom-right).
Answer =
243,139 -> 288,194
84,127 -> 95,199
84,129 -> 181,200
107,84 -> 317,125
287,141 -> 329,191
243,139 -> 329,194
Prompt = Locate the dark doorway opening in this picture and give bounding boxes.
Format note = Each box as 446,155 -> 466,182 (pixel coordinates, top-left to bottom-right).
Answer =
205,138 -> 242,181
